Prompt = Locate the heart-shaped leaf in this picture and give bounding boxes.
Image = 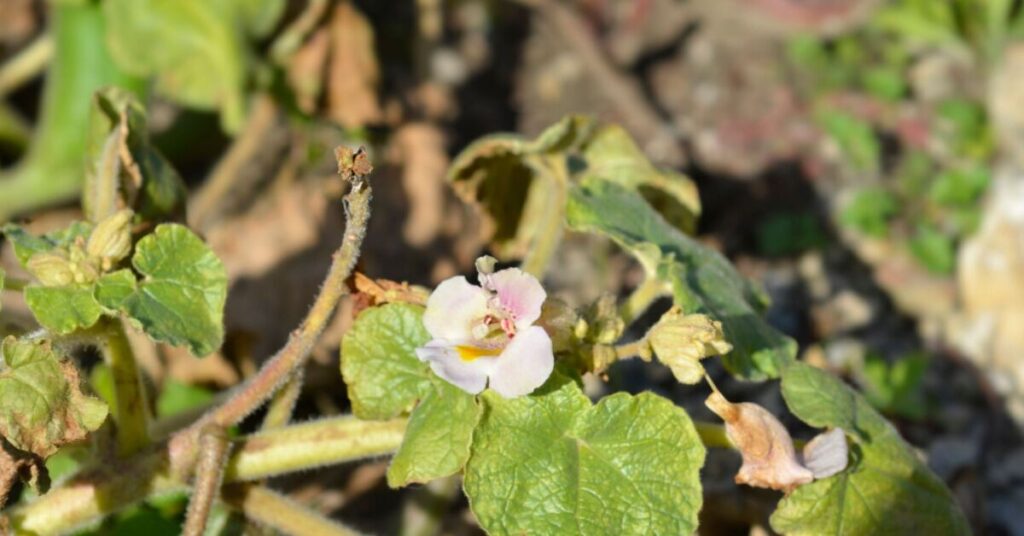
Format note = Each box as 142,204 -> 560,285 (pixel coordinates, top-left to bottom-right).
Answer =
464,373 -> 705,535
340,303 -> 434,419
771,363 -> 969,535
23,285 -> 103,335
98,224 -> 226,356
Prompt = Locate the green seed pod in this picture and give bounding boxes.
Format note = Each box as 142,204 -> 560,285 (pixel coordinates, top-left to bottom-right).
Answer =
87,209 -> 134,268
26,252 -> 75,287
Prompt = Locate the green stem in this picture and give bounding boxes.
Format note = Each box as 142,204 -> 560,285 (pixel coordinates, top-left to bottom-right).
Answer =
613,339 -> 651,361
100,318 -> 151,457
1,275 -> 29,292
0,2 -> 143,221
0,33 -> 54,97
8,416 -> 405,535
224,416 -> 407,482
224,485 -> 363,536
694,421 -> 733,450
619,277 -> 669,326
183,425 -> 231,536
260,369 -> 303,430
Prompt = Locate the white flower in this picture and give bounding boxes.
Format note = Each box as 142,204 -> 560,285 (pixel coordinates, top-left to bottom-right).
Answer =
415,262 -> 554,398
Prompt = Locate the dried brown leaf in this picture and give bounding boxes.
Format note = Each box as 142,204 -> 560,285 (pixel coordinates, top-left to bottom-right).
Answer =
390,123 -> 448,246
288,28 -> 330,114
352,273 -> 429,316
326,2 -> 381,129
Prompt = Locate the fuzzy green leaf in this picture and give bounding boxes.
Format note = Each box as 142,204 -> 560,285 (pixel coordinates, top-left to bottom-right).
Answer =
24,285 -> 103,335
567,179 -> 796,379
94,269 -> 138,311
340,303 -> 434,420
1,222 -> 93,267
0,337 -> 108,458
387,379 -> 481,488
771,362 -> 969,535
464,373 -> 705,536
104,224 -> 226,356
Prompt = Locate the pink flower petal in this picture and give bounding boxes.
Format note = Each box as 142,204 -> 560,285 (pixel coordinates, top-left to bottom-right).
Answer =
486,268 -> 546,330
416,340 -> 497,395
422,276 -> 491,341
488,326 -> 554,398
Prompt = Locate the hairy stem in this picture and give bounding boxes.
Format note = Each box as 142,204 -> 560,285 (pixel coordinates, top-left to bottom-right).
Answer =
225,416 -> 406,482
619,277 -> 669,326
224,485 -> 363,536
170,151 -> 373,472
260,369 -> 303,430
100,318 -> 151,457
183,425 -> 231,536
0,33 -> 54,97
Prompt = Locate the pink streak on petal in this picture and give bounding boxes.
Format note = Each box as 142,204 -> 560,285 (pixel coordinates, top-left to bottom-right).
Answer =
487,268 -> 546,330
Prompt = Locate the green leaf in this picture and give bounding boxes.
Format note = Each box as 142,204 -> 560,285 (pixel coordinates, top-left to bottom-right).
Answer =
929,167 -> 990,207
102,0 -> 283,132
1,222 -> 93,267
156,379 -> 215,418
340,303 -> 433,420
567,179 -> 796,379
95,269 -> 138,311
861,353 -> 927,420
85,87 -> 187,223
464,373 -> 705,535
0,337 -> 108,458
100,224 -> 226,356
908,225 -> 955,275
24,284 -> 103,335
387,380 -> 481,488
771,362 -> 969,535
579,125 -> 700,234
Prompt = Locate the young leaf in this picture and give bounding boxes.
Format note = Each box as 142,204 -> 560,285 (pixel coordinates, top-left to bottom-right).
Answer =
771,363 -> 970,535
23,285 -> 103,335
340,303 -> 433,419
0,337 -> 108,459
99,224 -> 226,356
84,87 -> 187,223
464,373 -> 705,535
386,379 -> 481,488
567,179 -> 796,380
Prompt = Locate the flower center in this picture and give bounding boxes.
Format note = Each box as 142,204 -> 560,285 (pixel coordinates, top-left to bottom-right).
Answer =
456,344 -> 503,362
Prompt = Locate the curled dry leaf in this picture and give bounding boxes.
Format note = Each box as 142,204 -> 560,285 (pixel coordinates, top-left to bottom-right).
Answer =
326,1 -> 381,129
649,308 -> 732,384
352,273 -> 429,316
705,391 -> 814,492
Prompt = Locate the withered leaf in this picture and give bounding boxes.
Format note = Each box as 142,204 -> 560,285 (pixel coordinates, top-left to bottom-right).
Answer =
706,391 -> 813,492
0,337 -> 108,459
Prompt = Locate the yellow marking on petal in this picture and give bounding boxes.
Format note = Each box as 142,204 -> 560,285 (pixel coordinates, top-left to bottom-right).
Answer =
456,345 -> 502,362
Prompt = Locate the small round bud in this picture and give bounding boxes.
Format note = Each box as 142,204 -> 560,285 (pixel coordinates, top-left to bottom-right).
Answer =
26,252 -> 75,287
87,209 -> 134,268
649,308 -> 732,384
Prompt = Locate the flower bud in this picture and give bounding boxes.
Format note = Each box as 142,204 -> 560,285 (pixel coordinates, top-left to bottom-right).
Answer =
26,252 -> 75,287
649,308 -> 731,384
87,209 -> 133,268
